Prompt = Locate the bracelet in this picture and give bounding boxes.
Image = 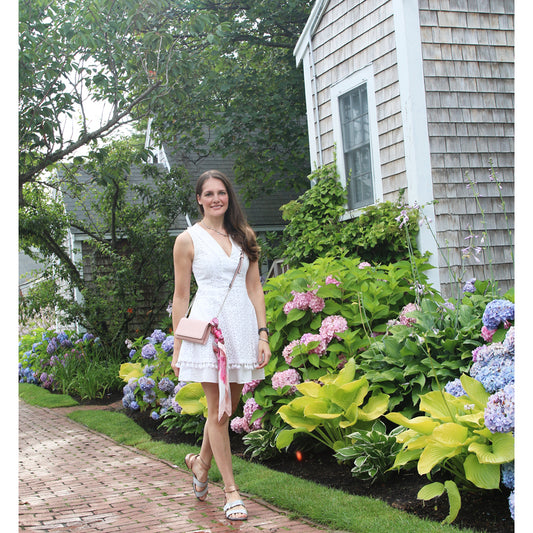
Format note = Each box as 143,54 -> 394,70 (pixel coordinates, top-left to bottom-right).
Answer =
258,327 -> 269,335
259,338 -> 269,344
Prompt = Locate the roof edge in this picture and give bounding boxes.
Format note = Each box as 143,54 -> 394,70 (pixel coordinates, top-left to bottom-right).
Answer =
293,0 -> 330,66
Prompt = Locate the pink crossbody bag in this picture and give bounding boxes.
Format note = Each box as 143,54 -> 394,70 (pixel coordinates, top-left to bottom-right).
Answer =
174,250 -> 244,344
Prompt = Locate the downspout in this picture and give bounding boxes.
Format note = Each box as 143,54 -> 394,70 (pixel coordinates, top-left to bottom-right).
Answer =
308,34 -> 323,168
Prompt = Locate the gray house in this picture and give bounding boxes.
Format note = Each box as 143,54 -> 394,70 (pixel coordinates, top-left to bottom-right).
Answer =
294,0 -> 514,297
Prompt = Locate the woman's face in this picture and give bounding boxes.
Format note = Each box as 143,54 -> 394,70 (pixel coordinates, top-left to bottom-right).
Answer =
197,177 -> 229,218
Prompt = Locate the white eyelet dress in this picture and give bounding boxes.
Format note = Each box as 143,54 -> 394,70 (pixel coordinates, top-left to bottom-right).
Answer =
176,223 -> 265,384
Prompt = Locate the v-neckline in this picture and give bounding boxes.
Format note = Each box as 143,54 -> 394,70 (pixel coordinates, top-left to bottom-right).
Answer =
196,223 -> 234,258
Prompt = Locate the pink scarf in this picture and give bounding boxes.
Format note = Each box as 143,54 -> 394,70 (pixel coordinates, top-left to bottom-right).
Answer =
210,318 -> 232,420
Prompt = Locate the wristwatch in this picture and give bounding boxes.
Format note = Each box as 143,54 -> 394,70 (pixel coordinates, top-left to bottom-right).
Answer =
258,327 -> 269,336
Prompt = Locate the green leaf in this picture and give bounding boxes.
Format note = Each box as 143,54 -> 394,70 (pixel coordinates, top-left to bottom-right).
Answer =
468,432 -> 515,464
463,453 -> 500,489
442,480 -> 462,524
460,374 -> 490,409
417,482 -> 445,501
418,443 -> 462,475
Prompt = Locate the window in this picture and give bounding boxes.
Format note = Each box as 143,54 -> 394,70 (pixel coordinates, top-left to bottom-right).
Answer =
339,85 -> 373,209
331,66 -> 382,214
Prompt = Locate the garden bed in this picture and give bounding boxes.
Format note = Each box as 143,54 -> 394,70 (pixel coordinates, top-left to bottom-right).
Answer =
125,408 -> 513,533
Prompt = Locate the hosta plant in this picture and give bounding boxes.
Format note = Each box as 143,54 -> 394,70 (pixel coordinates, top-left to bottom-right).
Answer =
276,358 -> 389,452
334,419 -> 404,483
386,373 -> 514,524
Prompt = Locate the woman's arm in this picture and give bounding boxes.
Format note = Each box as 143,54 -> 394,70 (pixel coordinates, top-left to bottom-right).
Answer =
171,231 -> 194,376
245,257 -> 271,369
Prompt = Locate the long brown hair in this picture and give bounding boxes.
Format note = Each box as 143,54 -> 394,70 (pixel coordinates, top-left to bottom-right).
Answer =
196,170 -> 260,262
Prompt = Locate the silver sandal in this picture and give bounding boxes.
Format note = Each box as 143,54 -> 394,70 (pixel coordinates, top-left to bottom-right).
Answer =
223,485 -> 248,521
184,453 -> 210,501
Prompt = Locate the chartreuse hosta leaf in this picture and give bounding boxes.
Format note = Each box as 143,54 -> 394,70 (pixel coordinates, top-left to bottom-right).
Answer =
119,362 -> 143,382
468,431 -> 514,464
463,454 -> 500,489
460,374 -> 490,409
276,358 -> 389,450
418,443 -> 463,474
418,481 -> 461,524
176,383 -> 208,418
386,412 -> 440,434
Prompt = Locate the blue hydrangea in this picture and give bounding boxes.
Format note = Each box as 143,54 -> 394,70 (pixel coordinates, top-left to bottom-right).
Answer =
138,376 -> 156,392
143,365 -> 155,376
501,461 -> 514,490
150,329 -> 167,344
470,355 -> 514,393
503,327 -> 515,357
141,343 -> 157,359
128,349 -> 136,359
150,411 -> 160,420
56,332 -> 69,343
32,342 -> 42,351
509,491 -> 514,520
130,401 -> 140,410
445,378 -> 466,397
122,392 -> 135,408
143,390 -> 156,403
482,299 -> 514,329
161,336 -> 174,353
158,377 -> 175,393
127,377 -> 138,390
82,332 -> 95,342
46,338 -> 58,355
484,383 -> 514,433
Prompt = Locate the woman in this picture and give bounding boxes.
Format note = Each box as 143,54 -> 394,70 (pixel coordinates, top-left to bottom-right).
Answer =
171,170 -> 271,521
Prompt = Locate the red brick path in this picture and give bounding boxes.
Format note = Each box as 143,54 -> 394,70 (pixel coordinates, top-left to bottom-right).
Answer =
19,401 -> 337,532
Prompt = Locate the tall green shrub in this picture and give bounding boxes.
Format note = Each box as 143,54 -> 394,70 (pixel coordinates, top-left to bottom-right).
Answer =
280,164 -> 420,267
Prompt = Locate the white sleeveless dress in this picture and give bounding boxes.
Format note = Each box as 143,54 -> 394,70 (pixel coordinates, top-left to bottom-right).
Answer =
176,223 -> 265,384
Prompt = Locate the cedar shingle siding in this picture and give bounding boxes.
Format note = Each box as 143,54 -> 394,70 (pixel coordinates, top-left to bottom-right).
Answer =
296,0 -> 514,297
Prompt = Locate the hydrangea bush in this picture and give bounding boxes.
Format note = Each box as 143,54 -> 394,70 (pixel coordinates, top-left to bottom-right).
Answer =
387,298 -> 515,523
18,328 -> 121,399
119,329 -> 205,437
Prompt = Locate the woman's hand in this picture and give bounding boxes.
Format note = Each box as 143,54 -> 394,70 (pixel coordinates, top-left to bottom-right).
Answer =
256,338 -> 271,369
171,359 -> 180,378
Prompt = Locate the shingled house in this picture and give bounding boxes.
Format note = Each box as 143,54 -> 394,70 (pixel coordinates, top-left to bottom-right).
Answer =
294,0 -> 514,297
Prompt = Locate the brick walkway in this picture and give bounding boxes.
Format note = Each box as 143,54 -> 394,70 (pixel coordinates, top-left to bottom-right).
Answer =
19,400 -> 338,532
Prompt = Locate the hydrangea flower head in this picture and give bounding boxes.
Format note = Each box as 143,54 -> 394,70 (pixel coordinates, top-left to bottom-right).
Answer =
282,339 -> 302,364
82,332 -> 95,342
143,390 -> 157,403
138,376 -> 156,392
501,461 -> 514,490
150,329 -> 167,344
509,491 -> 514,520
141,343 -> 157,359
470,355 -> 514,393
319,315 -> 348,343
242,380 -> 261,395
161,336 -> 174,353
503,326 -> 515,356
444,378 -> 467,398
484,383 -> 514,433
230,416 -> 250,434
481,326 -> 497,342
482,299 -> 514,329
272,368 -> 301,394
150,411 -> 160,420
300,333 -> 328,355
325,275 -> 341,286
358,261 -> 371,269
283,289 -> 325,315
158,377 -> 175,393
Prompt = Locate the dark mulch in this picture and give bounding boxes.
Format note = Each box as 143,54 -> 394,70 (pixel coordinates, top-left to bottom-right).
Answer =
123,408 -> 513,533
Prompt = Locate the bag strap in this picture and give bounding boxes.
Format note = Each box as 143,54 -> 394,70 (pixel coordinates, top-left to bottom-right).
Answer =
185,250 -> 245,318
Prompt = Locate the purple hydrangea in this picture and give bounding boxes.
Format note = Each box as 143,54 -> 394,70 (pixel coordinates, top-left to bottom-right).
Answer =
482,299 -> 514,330
484,383 -> 514,433
143,390 -> 156,403
130,401 -> 140,410
138,376 -> 156,392
46,338 -> 58,355
161,336 -> 174,353
150,329 -> 167,344
122,393 -> 135,408
150,411 -> 160,420
82,332 -> 95,342
444,378 -> 466,398
128,349 -> 136,359
158,377 -> 175,393
141,343 -> 157,359
143,365 -> 155,376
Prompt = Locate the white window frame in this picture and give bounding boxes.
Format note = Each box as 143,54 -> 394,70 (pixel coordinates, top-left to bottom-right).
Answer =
331,64 -> 382,219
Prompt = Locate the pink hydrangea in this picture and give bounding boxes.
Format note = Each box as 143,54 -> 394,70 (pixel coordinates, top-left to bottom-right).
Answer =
272,368 -> 301,394
283,289 -> 325,315
325,275 -> 341,286
242,379 -> 261,395
282,339 -> 301,364
300,333 -> 328,355
481,326 -> 497,342
319,315 -> 348,343
243,397 -> 260,421
358,262 -> 371,269
230,416 -> 250,434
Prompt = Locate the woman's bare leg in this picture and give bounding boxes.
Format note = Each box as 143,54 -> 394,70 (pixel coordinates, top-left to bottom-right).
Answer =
202,382 -> 246,518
